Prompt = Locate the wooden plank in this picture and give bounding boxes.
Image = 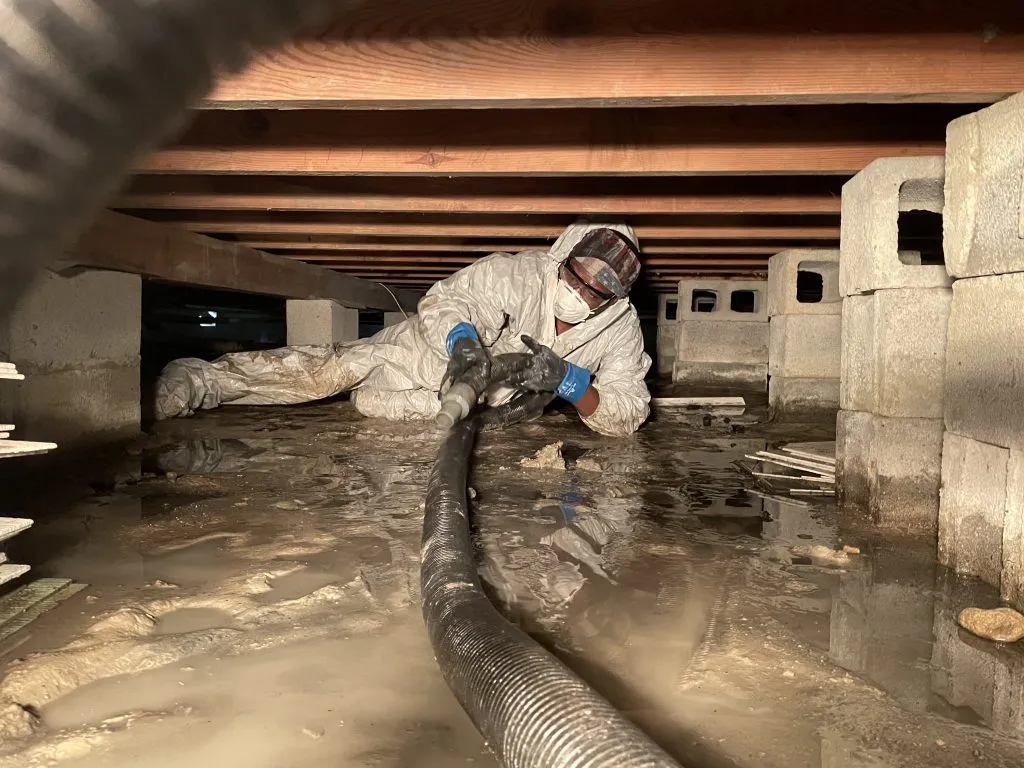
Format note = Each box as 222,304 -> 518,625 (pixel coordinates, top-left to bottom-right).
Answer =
294,256 -> 771,267
159,217 -> 842,241
782,447 -> 837,465
143,106 -> 957,176
752,471 -> 835,484
650,397 -> 746,407
69,212 -> 419,312
205,2 -> 1024,108
749,451 -> 835,477
0,518 -> 33,543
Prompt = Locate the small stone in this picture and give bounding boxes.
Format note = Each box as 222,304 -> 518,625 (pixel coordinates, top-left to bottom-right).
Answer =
936,740 -> 946,748
303,727 -> 324,739
782,670 -> 795,678
165,472 -> 178,481
576,457 -> 603,473
958,607 -> 1024,643
842,545 -> 861,555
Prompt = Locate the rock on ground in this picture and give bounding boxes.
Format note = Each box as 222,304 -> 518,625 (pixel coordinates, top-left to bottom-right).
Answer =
958,607 -> 1024,643
520,442 -> 566,471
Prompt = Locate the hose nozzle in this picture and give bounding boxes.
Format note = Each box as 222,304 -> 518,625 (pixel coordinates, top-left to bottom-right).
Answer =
436,382 -> 477,429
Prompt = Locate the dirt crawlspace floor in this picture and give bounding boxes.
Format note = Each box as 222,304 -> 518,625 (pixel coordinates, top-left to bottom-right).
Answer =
0,400 -> 1022,768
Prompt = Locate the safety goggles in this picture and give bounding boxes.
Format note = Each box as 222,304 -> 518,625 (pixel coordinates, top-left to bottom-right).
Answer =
564,228 -> 641,300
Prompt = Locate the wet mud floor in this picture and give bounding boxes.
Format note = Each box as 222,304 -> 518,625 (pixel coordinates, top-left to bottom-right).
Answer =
1,398 -> 1023,767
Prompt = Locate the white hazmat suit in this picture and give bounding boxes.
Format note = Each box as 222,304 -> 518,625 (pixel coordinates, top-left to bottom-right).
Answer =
155,221 -> 652,437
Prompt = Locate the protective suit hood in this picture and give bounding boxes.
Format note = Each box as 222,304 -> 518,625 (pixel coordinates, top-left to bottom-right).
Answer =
547,220 -> 640,266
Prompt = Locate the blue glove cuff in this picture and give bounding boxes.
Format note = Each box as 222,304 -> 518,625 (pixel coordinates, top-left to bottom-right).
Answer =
556,363 -> 591,404
446,322 -> 479,355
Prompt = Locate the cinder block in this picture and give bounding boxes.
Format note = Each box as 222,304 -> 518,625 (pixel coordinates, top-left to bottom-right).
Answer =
0,270 -> 141,371
672,361 -> 767,388
945,274 -> 1024,451
938,432 -> 1008,586
676,279 -> 769,323
383,312 -> 408,328
676,319 -> 768,365
656,294 -> 678,376
769,377 -> 840,414
1002,450 -> 1024,608
768,314 -> 841,379
944,93 -> 1024,279
0,367 -> 141,445
286,300 -> 359,346
837,410 -> 944,531
840,288 -> 951,419
767,249 -> 842,316
839,157 -> 951,296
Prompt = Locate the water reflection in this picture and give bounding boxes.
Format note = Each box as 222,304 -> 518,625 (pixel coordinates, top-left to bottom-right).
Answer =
142,413 -> 1024,747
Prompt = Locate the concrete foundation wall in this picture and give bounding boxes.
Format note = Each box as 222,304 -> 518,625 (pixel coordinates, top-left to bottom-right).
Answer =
837,410 -> 944,531
840,288 -> 951,420
944,93 -> 1024,279
383,312 -> 407,328
839,157 -> 951,297
769,377 -> 840,413
0,269 -> 141,445
286,300 -> 359,346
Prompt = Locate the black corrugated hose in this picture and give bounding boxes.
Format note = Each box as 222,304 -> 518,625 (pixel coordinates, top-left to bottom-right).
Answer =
422,362 -> 682,768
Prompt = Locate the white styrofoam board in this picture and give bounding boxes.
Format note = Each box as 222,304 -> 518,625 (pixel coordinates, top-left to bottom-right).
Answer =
0,441 -> 57,459
0,518 -> 33,543
0,373 -> 25,381
0,564 -> 30,587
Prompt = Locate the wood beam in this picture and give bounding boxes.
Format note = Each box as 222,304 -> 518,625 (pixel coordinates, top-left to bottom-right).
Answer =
145,106 -> 961,176
290,257 -> 771,268
68,212 -> 419,311
244,242 -> 786,255
152,216 -> 842,241
206,3 -> 1024,108
116,176 -> 845,215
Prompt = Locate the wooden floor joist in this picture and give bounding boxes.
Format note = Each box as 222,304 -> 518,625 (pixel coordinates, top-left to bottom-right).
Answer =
156,216 -> 843,241
116,176 -> 846,215
143,105 -> 961,176
70,212 -> 420,311
205,2 -> 1024,108
244,241 -> 787,256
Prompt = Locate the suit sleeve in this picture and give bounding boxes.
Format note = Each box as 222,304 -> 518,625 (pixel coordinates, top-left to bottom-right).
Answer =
579,315 -> 652,437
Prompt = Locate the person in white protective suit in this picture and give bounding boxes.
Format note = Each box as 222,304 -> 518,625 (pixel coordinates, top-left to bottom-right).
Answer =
154,220 -> 652,437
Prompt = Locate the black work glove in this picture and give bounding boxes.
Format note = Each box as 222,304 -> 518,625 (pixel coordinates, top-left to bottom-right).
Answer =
508,336 -> 592,404
440,335 -> 491,396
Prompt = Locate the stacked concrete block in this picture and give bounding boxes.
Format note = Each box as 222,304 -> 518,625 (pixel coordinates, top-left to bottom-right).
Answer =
286,299 -> 359,346
383,311 -> 408,329
672,279 -> 769,388
935,96 -> 1024,606
836,157 -> 952,531
767,250 -> 842,414
938,99 -> 1024,601
0,269 -> 141,446
656,294 -> 679,376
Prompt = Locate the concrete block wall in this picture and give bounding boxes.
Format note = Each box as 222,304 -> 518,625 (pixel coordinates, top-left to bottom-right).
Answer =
672,279 -> 769,388
286,299 -> 360,346
837,156 -> 950,531
938,94 -> 1024,606
0,269 -> 141,446
767,250 -> 842,414
656,294 -> 679,376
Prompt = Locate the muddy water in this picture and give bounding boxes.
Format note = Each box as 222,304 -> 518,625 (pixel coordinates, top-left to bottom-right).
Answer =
0,400 -> 1022,767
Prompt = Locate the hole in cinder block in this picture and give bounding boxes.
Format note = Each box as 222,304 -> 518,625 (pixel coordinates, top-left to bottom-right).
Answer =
796,271 -> 823,303
664,299 -> 678,321
897,210 -> 945,266
730,290 -> 757,313
691,290 -> 718,313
